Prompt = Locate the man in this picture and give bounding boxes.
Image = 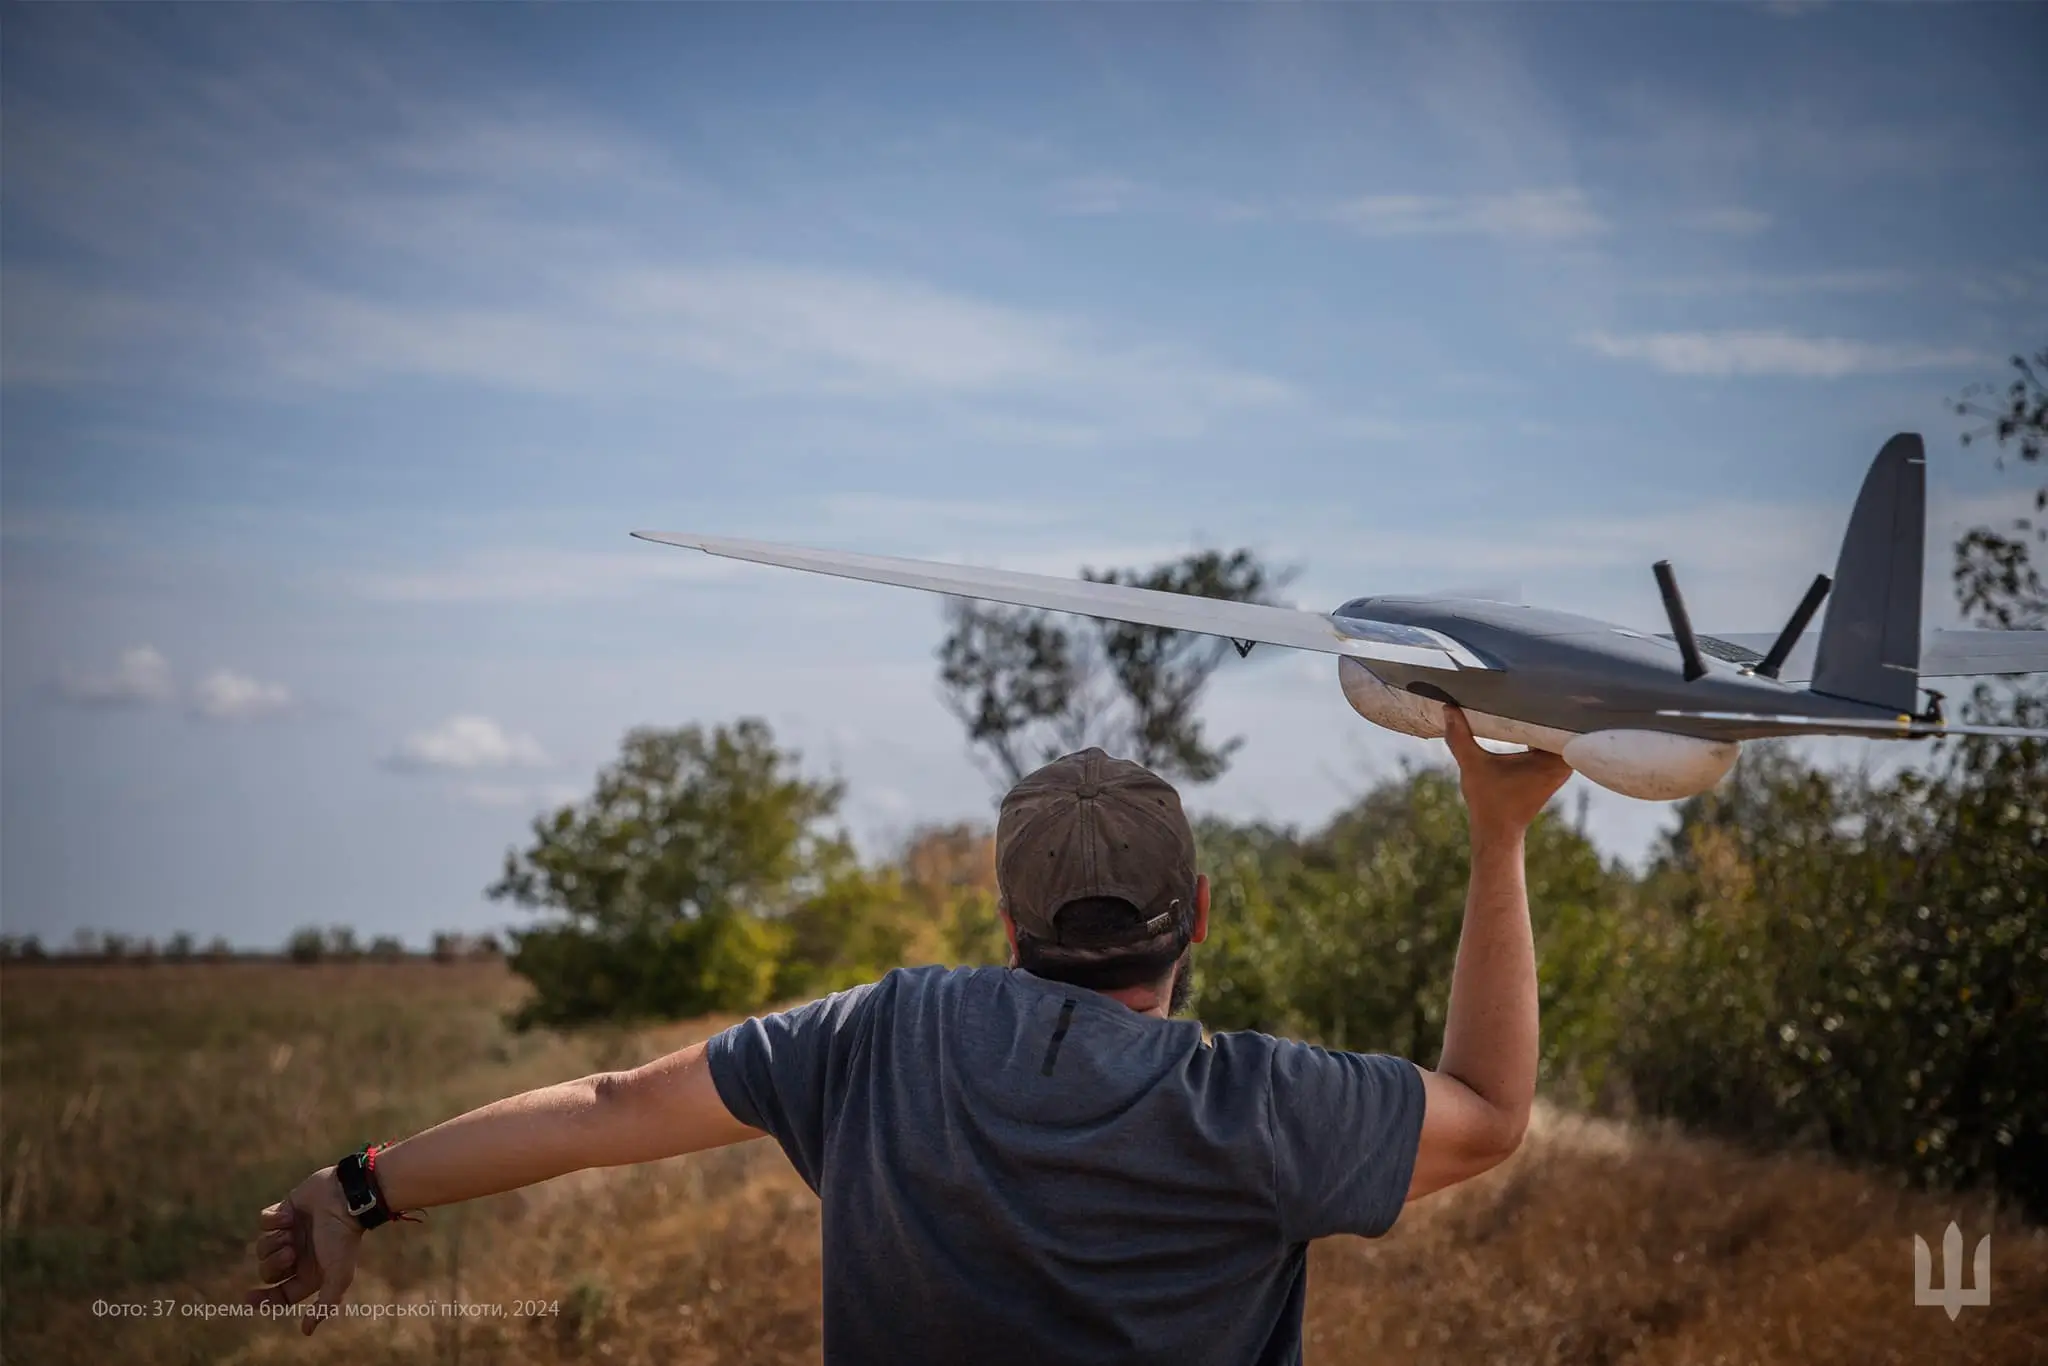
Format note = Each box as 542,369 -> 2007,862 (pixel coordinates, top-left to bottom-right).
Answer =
250,709 -> 1569,1363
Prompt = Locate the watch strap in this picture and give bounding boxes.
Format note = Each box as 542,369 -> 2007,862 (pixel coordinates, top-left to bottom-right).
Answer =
335,1146 -> 393,1230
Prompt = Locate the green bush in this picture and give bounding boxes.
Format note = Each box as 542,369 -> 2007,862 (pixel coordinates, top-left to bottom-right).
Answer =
1613,737 -> 2047,1218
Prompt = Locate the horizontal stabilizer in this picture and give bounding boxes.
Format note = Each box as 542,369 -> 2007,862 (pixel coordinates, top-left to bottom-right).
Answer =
631,531 -> 1495,671
1656,708 -> 2048,740
1700,628 -> 2048,681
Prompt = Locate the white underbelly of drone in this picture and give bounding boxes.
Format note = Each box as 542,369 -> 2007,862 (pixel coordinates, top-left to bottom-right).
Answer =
1337,657 -> 1739,801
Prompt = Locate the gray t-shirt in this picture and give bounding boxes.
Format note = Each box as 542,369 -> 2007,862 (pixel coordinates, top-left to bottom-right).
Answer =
706,963 -> 1424,1366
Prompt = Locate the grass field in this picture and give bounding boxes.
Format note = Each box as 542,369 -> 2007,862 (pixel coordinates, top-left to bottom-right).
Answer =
3,960 -> 2043,1365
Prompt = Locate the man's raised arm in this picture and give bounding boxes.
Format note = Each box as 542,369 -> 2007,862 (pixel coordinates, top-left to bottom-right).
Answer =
1405,707 -> 1572,1202
246,1039 -> 761,1334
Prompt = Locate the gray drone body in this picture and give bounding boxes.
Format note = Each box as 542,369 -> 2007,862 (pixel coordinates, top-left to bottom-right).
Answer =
636,434 -> 2048,801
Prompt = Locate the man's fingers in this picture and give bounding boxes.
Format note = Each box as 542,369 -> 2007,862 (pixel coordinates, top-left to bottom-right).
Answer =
245,1270 -> 314,1308
1442,706 -> 1481,763
258,1246 -> 297,1281
257,1228 -> 293,1257
258,1202 -> 295,1231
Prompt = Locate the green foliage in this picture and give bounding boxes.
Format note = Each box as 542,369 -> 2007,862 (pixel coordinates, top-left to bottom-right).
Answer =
1609,741 -> 2047,1218
1191,768 -> 1625,1105
491,720 -> 845,932
1950,346 -> 2045,631
492,720 -> 844,1029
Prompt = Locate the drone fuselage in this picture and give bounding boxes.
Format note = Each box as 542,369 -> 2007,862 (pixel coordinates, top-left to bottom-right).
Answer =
1332,596 -> 1909,800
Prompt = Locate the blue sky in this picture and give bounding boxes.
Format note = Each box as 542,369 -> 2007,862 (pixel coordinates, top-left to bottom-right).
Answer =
4,3 -> 2043,949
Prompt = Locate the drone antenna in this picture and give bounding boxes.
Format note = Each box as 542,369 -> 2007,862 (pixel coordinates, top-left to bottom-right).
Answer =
1755,573 -> 1831,680
1653,560 -> 1707,682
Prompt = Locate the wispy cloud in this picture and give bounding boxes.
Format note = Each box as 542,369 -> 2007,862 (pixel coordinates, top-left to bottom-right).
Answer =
11,259 -> 1296,441
1329,189 -> 1607,242
602,265 -> 1298,416
1581,329 -> 1991,378
1633,268 -> 1911,298
385,716 -> 548,772
57,646 -> 175,707
1959,261 -> 2048,306
1049,173 -> 1152,217
1676,205 -> 1773,236
190,670 -> 294,721
3,28 -> 1297,447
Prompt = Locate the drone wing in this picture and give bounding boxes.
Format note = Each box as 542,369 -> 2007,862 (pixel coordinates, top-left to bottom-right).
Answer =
1701,628 -> 2048,682
631,531 -> 1494,672
1655,709 -> 2048,740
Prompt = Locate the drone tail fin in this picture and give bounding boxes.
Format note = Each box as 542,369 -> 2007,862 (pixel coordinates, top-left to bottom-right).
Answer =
1810,433 -> 1924,713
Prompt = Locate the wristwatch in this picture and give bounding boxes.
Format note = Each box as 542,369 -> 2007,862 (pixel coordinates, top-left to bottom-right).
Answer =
334,1146 -> 395,1230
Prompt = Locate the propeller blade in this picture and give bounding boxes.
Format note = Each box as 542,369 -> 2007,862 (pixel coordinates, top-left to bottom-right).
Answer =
1653,561 -> 1707,682
1756,574 -> 1831,680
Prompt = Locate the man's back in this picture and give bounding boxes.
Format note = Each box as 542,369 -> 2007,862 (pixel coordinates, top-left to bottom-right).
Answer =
708,963 -> 1424,1366
248,717 -> 1561,1362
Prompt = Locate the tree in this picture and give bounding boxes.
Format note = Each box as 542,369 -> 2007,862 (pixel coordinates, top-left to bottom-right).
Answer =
488,719 -> 845,1028
1950,347 -> 2046,630
936,548 -> 1290,786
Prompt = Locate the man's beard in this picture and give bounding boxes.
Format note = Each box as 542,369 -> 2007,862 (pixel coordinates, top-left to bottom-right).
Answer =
1168,947 -> 1195,1017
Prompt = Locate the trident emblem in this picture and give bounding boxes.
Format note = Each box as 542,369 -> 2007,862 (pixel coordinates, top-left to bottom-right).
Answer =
1914,1222 -> 1991,1319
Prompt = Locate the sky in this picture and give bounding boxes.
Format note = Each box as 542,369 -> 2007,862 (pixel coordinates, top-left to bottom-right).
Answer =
4,3 -> 2043,950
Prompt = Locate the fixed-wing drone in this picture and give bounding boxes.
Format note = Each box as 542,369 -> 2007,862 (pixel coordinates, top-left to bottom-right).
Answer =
634,434 -> 2048,801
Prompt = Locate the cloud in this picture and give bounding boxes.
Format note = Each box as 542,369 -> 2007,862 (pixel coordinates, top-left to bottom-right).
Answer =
57,646 -> 176,707
190,670 -> 294,721
386,716 -> 548,772
1329,189 -> 1607,243
1633,269 -> 1911,298
1678,205 -> 1772,236
1049,173 -> 1151,217
12,258 -> 1295,443
1581,330 -> 1991,378
596,266 -> 1297,419
2,27 -> 1296,444
1959,261 -> 2048,306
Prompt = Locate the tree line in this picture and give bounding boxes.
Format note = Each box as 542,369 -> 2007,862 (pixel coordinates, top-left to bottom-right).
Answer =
0,927 -> 503,964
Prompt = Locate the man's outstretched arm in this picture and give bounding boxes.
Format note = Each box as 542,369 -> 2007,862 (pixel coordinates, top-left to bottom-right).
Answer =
1405,707 -> 1571,1203
247,1040 -> 760,1334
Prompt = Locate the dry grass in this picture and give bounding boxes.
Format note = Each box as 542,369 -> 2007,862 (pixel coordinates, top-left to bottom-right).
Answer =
3,960 -> 2043,1365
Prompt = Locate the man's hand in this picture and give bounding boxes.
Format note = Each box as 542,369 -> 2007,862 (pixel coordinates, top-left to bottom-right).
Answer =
1442,706 -> 1572,839
245,1167 -> 362,1335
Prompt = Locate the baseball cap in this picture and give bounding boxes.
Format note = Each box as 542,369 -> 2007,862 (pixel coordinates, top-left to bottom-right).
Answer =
996,748 -> 1199,948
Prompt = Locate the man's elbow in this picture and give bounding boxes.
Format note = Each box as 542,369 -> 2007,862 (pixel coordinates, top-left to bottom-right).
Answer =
590,1067 -> 666,1128
1471,1103 -> 1531,1171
